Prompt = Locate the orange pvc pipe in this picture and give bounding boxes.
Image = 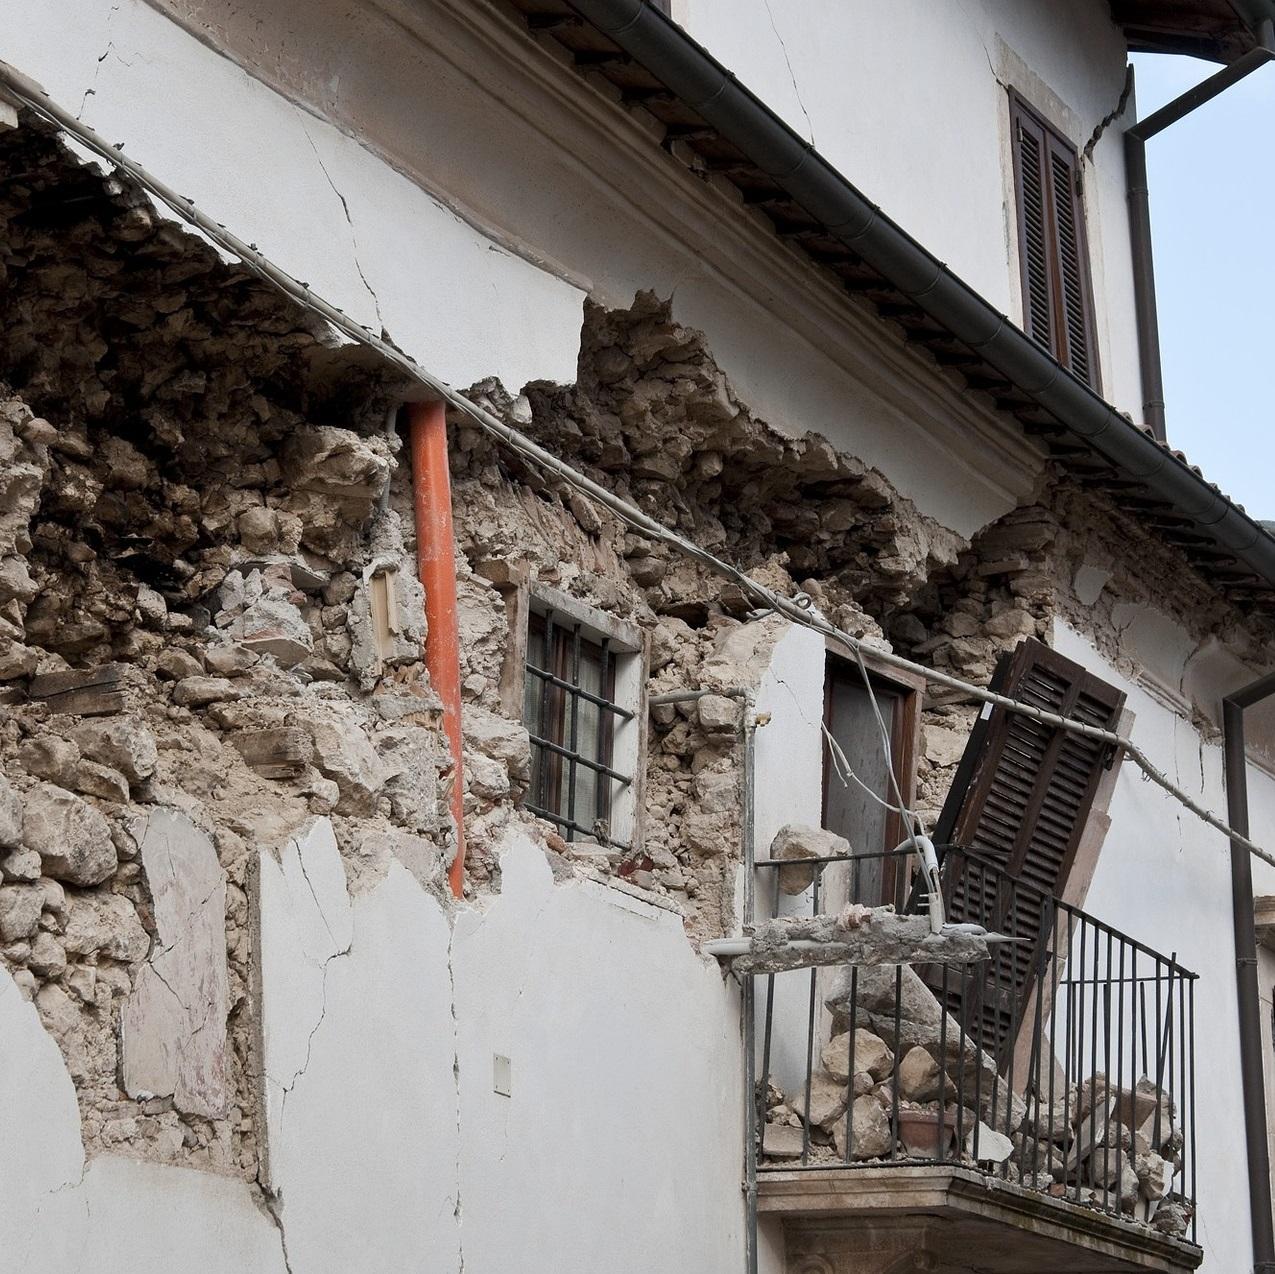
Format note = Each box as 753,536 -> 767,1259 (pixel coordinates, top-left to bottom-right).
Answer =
408,400 -> 465,898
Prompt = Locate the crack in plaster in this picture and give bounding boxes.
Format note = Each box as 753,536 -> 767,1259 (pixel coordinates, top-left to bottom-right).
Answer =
273,944 -> 351,1108
445,919 -> 465,1274
1084,63 -> 1135,160
297,115 -> 385,333
78,3 -> 120,120
259,1184 -> 296,1274
760,0 -> 816,147
295,850 -> 341,954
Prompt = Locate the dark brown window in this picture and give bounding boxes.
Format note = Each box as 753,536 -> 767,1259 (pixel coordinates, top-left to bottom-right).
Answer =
1010,93 -> 1099,388
821,653 -> 922,909
931,637 -> 1125,1061
523,610 -> 632,843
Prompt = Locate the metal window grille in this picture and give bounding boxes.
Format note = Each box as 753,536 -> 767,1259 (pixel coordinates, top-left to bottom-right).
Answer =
523,609 -> 633,844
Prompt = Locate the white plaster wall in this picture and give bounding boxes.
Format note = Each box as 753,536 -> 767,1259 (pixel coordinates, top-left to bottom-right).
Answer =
0,966 -> 289,1274
684,0 -> 1145,422
0,0 -> 585,397
3,0 -> 1045,538
452,833 -> 745,1273
1052,618 -> 1275,1273
6,813 -> 748,1272
753,623 -> 827,857
257,819 -> 461,1274
752,622 -> 830,1097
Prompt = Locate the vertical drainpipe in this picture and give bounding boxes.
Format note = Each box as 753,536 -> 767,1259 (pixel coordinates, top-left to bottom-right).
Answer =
408,400 -> 466,898
1223,672 -> 1275,1274
1123,114 -> 1168,442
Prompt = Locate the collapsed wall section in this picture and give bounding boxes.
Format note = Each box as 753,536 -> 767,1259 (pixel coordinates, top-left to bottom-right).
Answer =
0,118 -> 450,1183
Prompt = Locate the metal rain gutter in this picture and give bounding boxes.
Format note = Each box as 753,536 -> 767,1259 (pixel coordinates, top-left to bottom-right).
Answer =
1223,673 -> 1275,1274
561,0 -> 1275,595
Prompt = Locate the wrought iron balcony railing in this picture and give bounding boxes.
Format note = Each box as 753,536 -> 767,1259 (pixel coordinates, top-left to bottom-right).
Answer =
750,845 -> 1197,1244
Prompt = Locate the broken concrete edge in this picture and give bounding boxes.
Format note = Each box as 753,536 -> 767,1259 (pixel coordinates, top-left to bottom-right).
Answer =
705,908 -> 991,974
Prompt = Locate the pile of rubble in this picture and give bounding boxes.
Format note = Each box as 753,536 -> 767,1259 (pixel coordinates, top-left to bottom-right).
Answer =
759,962 -> 1191,1236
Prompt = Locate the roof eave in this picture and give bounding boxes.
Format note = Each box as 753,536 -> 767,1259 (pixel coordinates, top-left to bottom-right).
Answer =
549,0 -> 1275,604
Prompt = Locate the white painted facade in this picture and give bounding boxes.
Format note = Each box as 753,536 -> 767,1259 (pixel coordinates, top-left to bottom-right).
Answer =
682,0 -> 1145,421
6,819 -> 745,1273
0,1 -> 1269,1272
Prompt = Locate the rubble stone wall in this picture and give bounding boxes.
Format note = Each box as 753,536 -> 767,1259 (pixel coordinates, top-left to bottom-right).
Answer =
0,122 -> 450,1187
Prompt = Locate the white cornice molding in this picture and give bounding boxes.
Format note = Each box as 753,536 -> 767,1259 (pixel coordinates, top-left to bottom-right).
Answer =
144,0 -> 1043,516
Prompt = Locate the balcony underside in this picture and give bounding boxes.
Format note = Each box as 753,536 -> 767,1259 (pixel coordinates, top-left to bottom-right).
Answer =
759,1165 -> 1202,1274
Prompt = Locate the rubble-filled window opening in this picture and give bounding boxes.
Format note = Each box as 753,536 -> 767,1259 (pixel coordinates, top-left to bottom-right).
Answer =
822,652 -> 922,908
521,591 -> 645,847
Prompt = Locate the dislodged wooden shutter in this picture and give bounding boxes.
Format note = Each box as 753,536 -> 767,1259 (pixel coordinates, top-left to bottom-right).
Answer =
1010,94 -> 1098,388
930,638 -> 1125,1062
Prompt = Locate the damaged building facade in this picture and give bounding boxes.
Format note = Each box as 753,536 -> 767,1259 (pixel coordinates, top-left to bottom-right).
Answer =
2,1 -> 1275,1271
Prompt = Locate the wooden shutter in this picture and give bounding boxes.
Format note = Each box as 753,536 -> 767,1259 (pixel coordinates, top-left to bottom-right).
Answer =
930,638 -> 1125,1061
1010,94 -> 1099,388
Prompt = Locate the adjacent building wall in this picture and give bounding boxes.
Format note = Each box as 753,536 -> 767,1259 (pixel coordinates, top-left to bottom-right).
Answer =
1050,617 -> 1275,1274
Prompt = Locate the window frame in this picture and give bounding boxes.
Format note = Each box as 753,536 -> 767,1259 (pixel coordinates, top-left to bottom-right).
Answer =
493,579 -> 646,849
524,610 -> 624,840
820,644 -> 924,909
1008,89 -> 1101,390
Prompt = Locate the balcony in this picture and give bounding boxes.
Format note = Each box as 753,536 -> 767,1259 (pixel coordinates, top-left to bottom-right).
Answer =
745,846 -> 1201,1274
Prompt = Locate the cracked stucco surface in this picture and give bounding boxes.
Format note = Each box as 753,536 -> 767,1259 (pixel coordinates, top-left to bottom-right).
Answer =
251,818 -> 744,1274
0,964 -> 287,1273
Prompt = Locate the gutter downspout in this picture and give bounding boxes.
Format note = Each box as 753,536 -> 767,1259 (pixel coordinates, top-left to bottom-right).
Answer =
1125,25 -> 1275,442
408,400 -> 466,899
1124,117 -> 1166,441
1223,672 -> 1275,1274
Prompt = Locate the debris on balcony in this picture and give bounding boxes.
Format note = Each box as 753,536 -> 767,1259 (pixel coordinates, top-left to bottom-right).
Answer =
752,845 -> 1197,1242
760,954 -> 1192,1233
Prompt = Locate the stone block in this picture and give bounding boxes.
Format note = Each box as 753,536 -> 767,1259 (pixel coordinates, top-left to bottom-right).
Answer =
793,1070 -> 851,1131
822,1028 -> 893,1084
834,1095 -> 893,1161
172,675 -> 241,707
0,774 -> 21,848
697,694 -> 740,734
0,884 -> 43,942
761,1123 -> 805,1159
121,808 -> 229,1118
771,824 -> 849,895
18,736 -> 80,787
307,713 -> 388,814
63,891 -> 150,961
69,716 -> 157,783
22,783 -> 117,885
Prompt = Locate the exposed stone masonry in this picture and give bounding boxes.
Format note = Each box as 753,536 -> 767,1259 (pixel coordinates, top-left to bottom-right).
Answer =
3,108 -> 1270,1237
0,120 -> 449,1184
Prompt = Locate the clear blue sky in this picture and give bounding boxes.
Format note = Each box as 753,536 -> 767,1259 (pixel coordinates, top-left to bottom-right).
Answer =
1132,52 -> 1275,521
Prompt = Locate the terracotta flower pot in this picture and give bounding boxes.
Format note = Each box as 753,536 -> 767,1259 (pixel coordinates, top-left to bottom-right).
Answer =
896,1107 -> 957,1160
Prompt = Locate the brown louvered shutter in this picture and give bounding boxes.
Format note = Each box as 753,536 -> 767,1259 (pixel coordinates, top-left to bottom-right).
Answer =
930,638 -> 1124,1062
1010,94 -> 1099,389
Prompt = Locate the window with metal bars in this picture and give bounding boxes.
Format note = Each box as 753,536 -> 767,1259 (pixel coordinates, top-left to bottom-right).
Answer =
523,609 -> 634,845
1009,92 -> 1099,389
